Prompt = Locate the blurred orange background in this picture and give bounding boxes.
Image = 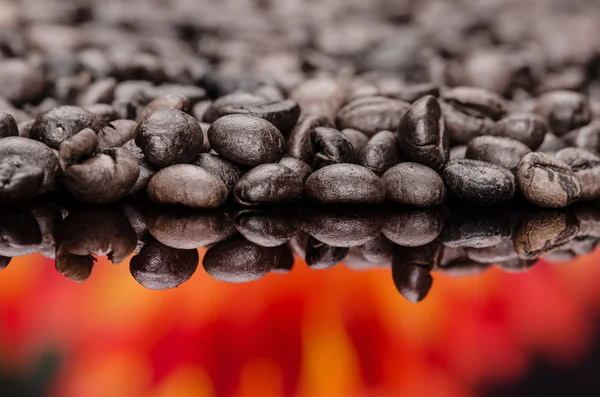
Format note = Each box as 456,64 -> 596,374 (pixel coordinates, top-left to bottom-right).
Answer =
0,249 -> 599,397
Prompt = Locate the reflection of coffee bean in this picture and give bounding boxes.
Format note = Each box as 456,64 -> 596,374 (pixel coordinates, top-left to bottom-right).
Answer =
514,210 -> 580,260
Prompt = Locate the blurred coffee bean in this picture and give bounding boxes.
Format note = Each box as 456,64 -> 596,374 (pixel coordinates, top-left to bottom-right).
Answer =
465,239 -> 519,264
305,236 -> 348,270
30,106 -> 99,149
192,153 -> 243,194
85,103 -> 118,126
208,115 -> 285,167
192,100 -> 211,122
203,237 -> 281,282
287,115 -> 330,162
514,210 -> 579,260
0,211 -> 42,257
130,239 -> 199,290
135,109 -> 204,169
0,58 -> 46,105
234,164 -> 303,206
76,77 -> 117,107
442,86 -> 507,120
198,72 -> 259,100
147,164 -> 227,208
495,258 -> 536,273
486,114 -> 547,150
0,112 -> 18,138
533,90 -> 591,136
305,164 -> 386,205
17,119 -> 34,138
443,159 -> 516,205
358,234 -> 394,265
278,157 -> 313,183
336,96 -> 410,137
466,136 -> 531,172
392,242 -> 442,303
391,82 -> 440,104
137,94 -> 189,122
537,132 -> 567,153
441,102 -> 495,145
358,130 -> 400,176
216,99 -> 300,136
556,148 -> 600,201
97,119 -> 137,149
340,128 -> 369,158
439,209 -> 512,248
517,152 -> 581,208
304,209 -> 382,247
382,209 -> 444,247
290,76 -> 347,125
311,127 -> 354,169
572,205 -> 600,239
203,92 -> 266,124
235,209 -> 301,247
562,121 -> 600,152
450,145 -> 467,160
397,95 -> 449,170
382,163 -> 446,207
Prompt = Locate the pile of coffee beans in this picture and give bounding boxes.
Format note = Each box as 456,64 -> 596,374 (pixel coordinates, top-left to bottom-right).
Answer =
1,0 -> 600,209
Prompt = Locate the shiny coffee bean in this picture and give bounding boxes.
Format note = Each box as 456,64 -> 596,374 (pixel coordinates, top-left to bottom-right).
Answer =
304,210 -> 382,247
305,164 -> 386,205
0,112 -> 18,138
216,99 -> 300,135
517,152 -> 581,208
0,162 -> 43,203
289,76 -> 347,125
203,237 -> 281,282
203,92 -> 267,124
382,209 -> 444,247
439,209 -> 512,248
533,90 -> 591,136
287,115 -> 330,162
305,236 -> 348,269
97,119 -> 138,149
30,106 -> 99,149
279,157 -> 313,183
466,136 -> 531,172
336,96 -> 410,137
311,127 -> 354,169
442,86 -> 507,120
234,164 -> 303,206
441,102 -> 495,145
147,164 -> 228,208
443,159 -> 516,205
397,95 -> 449,170
358,130 -> 400,176
486,114 -> 547,150
234,209 -> 301,247
135,109 -> 204,169
514,210 -> 579,260
192,153 -> 243,194
562,121 -> 600,152
382,163 -> 446,207
130,240 -> 199,290
208,115 -> 285,167
137,94 -> 189,121
392,242 -> 442,303
555,148 -> 600,201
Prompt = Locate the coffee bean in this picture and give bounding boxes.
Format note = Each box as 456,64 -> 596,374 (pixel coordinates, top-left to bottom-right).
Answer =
305,236 -> 348,269
382,209 -> 444,247
358,130 -> 400,176
0,112 -> 18,138
278,157 -> 313,183
135,109 -> 204,169
272,245 -> 295,273
289,76 -> 347,125
234,209 -> 301,247
443,159 -> 516,205
391,82 -> 440,104
130,239 -> 199,290
97,119 -> 138,149
310,127 -> 354,169
466,136 -> 531,172
76,77 -> 117,107
304,209 -> 382,247
441,101 -> 495,145
392,242 -> 442,303
465,239 -> 518,264
203,92 -> 267,123
85,103 -> 119,126
0,210 -> 42,257
562,121 -> 600,152
30,105 -> 99,149
203,237 -> 281,282
305,164 -> 386,205
192,153 -> 243,194
55,246 -> 94,282
147,164 -> 228,208
517,152 -> 581,208
208,114 -> 285,167
336,96 -> 410,137
450,145 -> 467,159
439,209 -> 511,248
537,132 -> 567,153
397,95 -> 448,170
442,86 -> 507,120
514,210 -> 579,260
382,162 -> 445,207
287,114 -> 330,162
0,256 -> 10,270
533,90 -> 591,136
340,128 -> 369,158
555,148 -> 600,201
121,139 -> 156,195
0,58 -> 45,104
17,119 -> 34,138
0,162 -> 44,203
137,94 -> 189,121
233,164 -> 303,206
216,99 -> 300,136
486,114 -> 547,150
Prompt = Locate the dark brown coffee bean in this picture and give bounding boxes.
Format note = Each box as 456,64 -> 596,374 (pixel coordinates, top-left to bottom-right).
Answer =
358,130 -> 400,176
305,236 -> 348,269
279,157 -> 313,184
311,127 -> 354,169
555,148 -> 600,201
30,106 -> 99,149
392,242 -> 442,303
305,164 -> 386,205
336,96 -> 410,137
0,162 -> 43,203
135,109 -> 204,169
0,59 -> 45,104
533,90 -> 591,136
233,163 -> 303,206
440,102 -> 495,145
130,239 -> 199,290
234,209 -> 301,247
382,209 -> 444,247
340,128 -> 369,158
514,210 -> 579,260
208,115 -> 285,167
192,153 -> 243,194
562,121 -> 600,152
121,139 -> 156,196
216,99 -> 300,136
203,92 -> 267,123
397,95 -> 449,170
466,136 -> 531,172
443,159 -> 516,205
486,114 -> 547,150
287,115 -> 330,162
203,237 -> 281,282
55,245 -> 94,283
137,94 -> 190,122
517,152 -> 581,208
97,119 -> 138,149
442,86 -> 507,120
0,112 -> 18,138
289,76 -> 347,125
147,164 -> 228,208
439,209 -> 511,248
304,210 -> 382,247
382,162 -> 446,207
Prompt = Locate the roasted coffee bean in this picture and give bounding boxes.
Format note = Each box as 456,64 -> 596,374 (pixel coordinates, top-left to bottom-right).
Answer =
0,210 -> 42,257
392,82 -> 440,104
279,157 -> 313,183
486,114 -> 547,150
514,210 -> 579,260
466,136 -> 531,172
336,96 -> 410,137
358,130 -> 400,176
0,256 -> 10,270
203,92 -> 267,123
192,153 -> 243,194
147,164 -> 228,208
192,100 -> 211,122
0,162 -> 43,203
442,86 -> 507,120
382,163 -> 445,207
305,164 -> 386,205
0,112 -> 18,138
203,237 -> 281,282
130,240 -> 199,290
310,127 -> 354,169
304,210 -> 382,247
517,152 -> 581,208
76,77 -> 117,107
121,139 -> 156,195
537,132 -> 567,153
382,209 -> 444,247
305,236 -> 348,269
441,102 -> 495,145
397,95 -> 449,170
358,234 -> 394,265
30,106 -> 99,149
562,121 -> 600,152
340,128 -> 369,157
465,239 -> 518,264
0,58 -> 45,104
287,114 -> 330,162
216,99 -> 300,135
135,109 -> 204,169
97,119 -> 137,149
555,148 -> 600,201
208,115 -> 285,167
392,242 -> 442,303
450,145 -> 467,160
533,90 -> 591,136
234,164 -> 303,206
17,119 -> 34,138
85,103 -> 119,126
289,76 -> 347,125
137,94 -> 189,121
439,209 -> 511,248
443,159 -> 516,205
55,246 -> 94,283
234,209 -> 301,247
